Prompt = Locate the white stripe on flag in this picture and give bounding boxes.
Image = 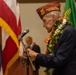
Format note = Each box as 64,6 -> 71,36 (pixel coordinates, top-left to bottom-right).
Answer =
3,0 -> 17,16
2,29 -> 9,50
0,67 -> 3,75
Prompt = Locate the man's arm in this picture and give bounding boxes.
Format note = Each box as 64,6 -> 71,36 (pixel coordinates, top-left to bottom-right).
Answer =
28,29 -> 76,68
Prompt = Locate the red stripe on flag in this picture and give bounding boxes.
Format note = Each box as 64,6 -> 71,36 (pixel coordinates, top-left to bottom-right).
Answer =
2,37 -> 18,73
17,17 -> 22,35
0,1 -> 18,36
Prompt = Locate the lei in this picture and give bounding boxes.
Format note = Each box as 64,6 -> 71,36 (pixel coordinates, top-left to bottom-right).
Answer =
44,17 -> 72,75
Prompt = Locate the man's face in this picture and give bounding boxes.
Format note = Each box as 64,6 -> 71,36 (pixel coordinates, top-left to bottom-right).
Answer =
42,16 -> 55,33
25,38 -> 32,46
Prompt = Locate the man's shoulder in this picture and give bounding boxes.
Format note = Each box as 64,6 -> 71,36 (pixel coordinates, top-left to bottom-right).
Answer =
34,44 -> 40,48
63,26 -> 76,35
61,25 -> 76,39
64,26 -> 76,32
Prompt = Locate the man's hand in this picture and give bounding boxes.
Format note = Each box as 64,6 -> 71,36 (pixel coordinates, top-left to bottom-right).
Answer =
27,48 -> 38,61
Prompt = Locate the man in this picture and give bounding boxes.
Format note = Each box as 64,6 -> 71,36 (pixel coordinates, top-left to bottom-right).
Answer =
25,36 -> 41,75
27,1 -> 76,75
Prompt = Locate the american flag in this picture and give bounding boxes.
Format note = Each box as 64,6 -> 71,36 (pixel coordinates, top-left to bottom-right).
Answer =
0,0 -> 22,75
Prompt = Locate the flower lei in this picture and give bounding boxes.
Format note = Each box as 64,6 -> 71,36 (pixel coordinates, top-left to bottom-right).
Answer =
44,17 -> 72,75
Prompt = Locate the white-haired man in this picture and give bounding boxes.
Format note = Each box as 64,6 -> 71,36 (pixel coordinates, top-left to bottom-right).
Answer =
27,1 -> 76,75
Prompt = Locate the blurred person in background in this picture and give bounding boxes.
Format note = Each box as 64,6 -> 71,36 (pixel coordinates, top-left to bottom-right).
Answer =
25,36 -> 41,75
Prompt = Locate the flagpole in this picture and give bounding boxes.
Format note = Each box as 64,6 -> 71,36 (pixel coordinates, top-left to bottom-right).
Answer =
19,38 -> 36,75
